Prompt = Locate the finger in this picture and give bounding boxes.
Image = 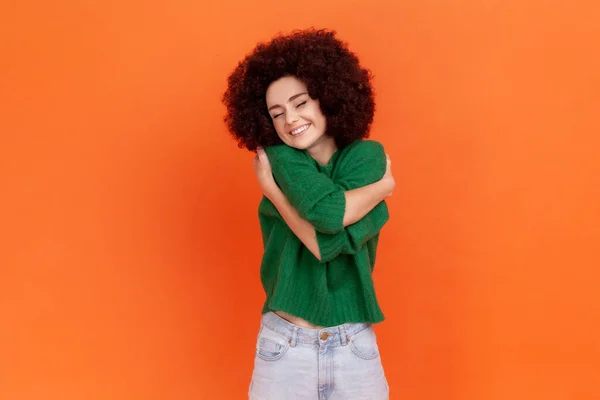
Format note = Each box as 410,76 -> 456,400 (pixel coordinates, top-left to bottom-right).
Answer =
257,148 -> 269,164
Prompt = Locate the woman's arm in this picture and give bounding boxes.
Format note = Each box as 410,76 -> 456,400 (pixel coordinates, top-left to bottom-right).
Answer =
265,173 -> 393,261
264,143 -> 391,234
266,186 -> 322,260
255,144 -> 394,262
343,153 -> 394,226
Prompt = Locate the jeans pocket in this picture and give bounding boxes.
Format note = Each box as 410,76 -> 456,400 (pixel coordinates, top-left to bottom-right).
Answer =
348,325 -> 380,360
255,325 -> 290,361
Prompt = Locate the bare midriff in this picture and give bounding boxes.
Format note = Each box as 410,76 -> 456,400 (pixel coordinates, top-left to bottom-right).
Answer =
274,310 -> 325,329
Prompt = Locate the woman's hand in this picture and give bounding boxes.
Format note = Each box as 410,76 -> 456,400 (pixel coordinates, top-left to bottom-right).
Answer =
381,153 -> 395,197
253,147 -> 279,200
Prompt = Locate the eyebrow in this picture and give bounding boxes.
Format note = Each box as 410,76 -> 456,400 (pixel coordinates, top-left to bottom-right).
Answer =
268,92 -> 308,111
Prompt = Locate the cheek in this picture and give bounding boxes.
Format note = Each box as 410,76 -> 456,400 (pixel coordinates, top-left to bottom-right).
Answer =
319,114 -> 327,129
312,112 -> 327,132
309,107 -> 326,127
273,121 -> 288,140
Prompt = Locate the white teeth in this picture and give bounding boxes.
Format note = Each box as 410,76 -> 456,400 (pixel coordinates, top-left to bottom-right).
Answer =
291,124 -> 310,135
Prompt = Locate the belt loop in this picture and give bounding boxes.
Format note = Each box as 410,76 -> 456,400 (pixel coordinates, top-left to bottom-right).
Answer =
290,326 -> 299,348
339,325 -> 348,346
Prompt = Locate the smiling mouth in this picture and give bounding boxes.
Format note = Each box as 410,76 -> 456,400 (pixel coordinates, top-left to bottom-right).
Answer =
290,123 -> 311,136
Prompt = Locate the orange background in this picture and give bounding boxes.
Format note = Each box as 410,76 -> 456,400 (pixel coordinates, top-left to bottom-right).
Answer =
1,0 -> 599,399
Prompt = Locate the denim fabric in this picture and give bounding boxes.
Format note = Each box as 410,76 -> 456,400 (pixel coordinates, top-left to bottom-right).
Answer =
249,312 -> 389,400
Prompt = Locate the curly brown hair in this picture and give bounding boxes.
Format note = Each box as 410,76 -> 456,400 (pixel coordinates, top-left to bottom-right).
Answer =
222,28 -> 375,151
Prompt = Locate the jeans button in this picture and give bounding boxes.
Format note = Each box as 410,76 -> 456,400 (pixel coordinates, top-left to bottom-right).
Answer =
320,332 -> 329,341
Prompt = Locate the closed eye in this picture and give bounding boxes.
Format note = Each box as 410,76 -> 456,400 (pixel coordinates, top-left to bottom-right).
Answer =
271,100 -> 305,118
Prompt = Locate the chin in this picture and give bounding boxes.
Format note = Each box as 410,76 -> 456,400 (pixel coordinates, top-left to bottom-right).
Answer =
289,140 -> 317,151
280,135 -> 316,150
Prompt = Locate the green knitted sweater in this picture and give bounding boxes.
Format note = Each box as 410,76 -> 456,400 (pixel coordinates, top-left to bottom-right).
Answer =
258,139 -> 389,327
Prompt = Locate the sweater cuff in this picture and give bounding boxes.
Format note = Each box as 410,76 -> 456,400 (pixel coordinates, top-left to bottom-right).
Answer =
316,230 -> 347,263
306,189 -> 346,234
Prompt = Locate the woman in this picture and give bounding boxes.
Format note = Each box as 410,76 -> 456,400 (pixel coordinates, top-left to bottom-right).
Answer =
223,28 -> 394,400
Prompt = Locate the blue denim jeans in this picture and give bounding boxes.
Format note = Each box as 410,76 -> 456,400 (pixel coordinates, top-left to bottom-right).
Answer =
249,312 -> 389,400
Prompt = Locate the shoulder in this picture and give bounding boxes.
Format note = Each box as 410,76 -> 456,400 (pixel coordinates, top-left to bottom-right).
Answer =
333,139 -> 387,182
338,139 -> 386,166
342,139 -> 384,158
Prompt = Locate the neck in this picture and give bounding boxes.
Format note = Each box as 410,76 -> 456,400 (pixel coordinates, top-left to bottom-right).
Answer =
307,136 -> 337,165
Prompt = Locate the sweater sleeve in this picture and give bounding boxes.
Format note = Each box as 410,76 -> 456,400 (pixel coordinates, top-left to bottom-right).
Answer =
266,140 -> 390,262
314,140 -> 390,262
265,145 -> 346,234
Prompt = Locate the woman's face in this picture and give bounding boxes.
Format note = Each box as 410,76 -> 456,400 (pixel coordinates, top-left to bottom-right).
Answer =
265,76 -> 328,151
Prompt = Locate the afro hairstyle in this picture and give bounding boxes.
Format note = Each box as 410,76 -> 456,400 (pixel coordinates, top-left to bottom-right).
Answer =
222,28 -> 376,151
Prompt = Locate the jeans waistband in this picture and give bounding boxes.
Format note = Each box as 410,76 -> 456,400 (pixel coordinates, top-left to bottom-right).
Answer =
260,311 -> 371,347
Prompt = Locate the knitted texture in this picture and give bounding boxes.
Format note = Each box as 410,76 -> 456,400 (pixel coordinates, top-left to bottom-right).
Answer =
258,140 -> 389,326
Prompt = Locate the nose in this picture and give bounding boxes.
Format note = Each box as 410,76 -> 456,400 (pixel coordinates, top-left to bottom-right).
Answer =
285,110 -> 299,125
